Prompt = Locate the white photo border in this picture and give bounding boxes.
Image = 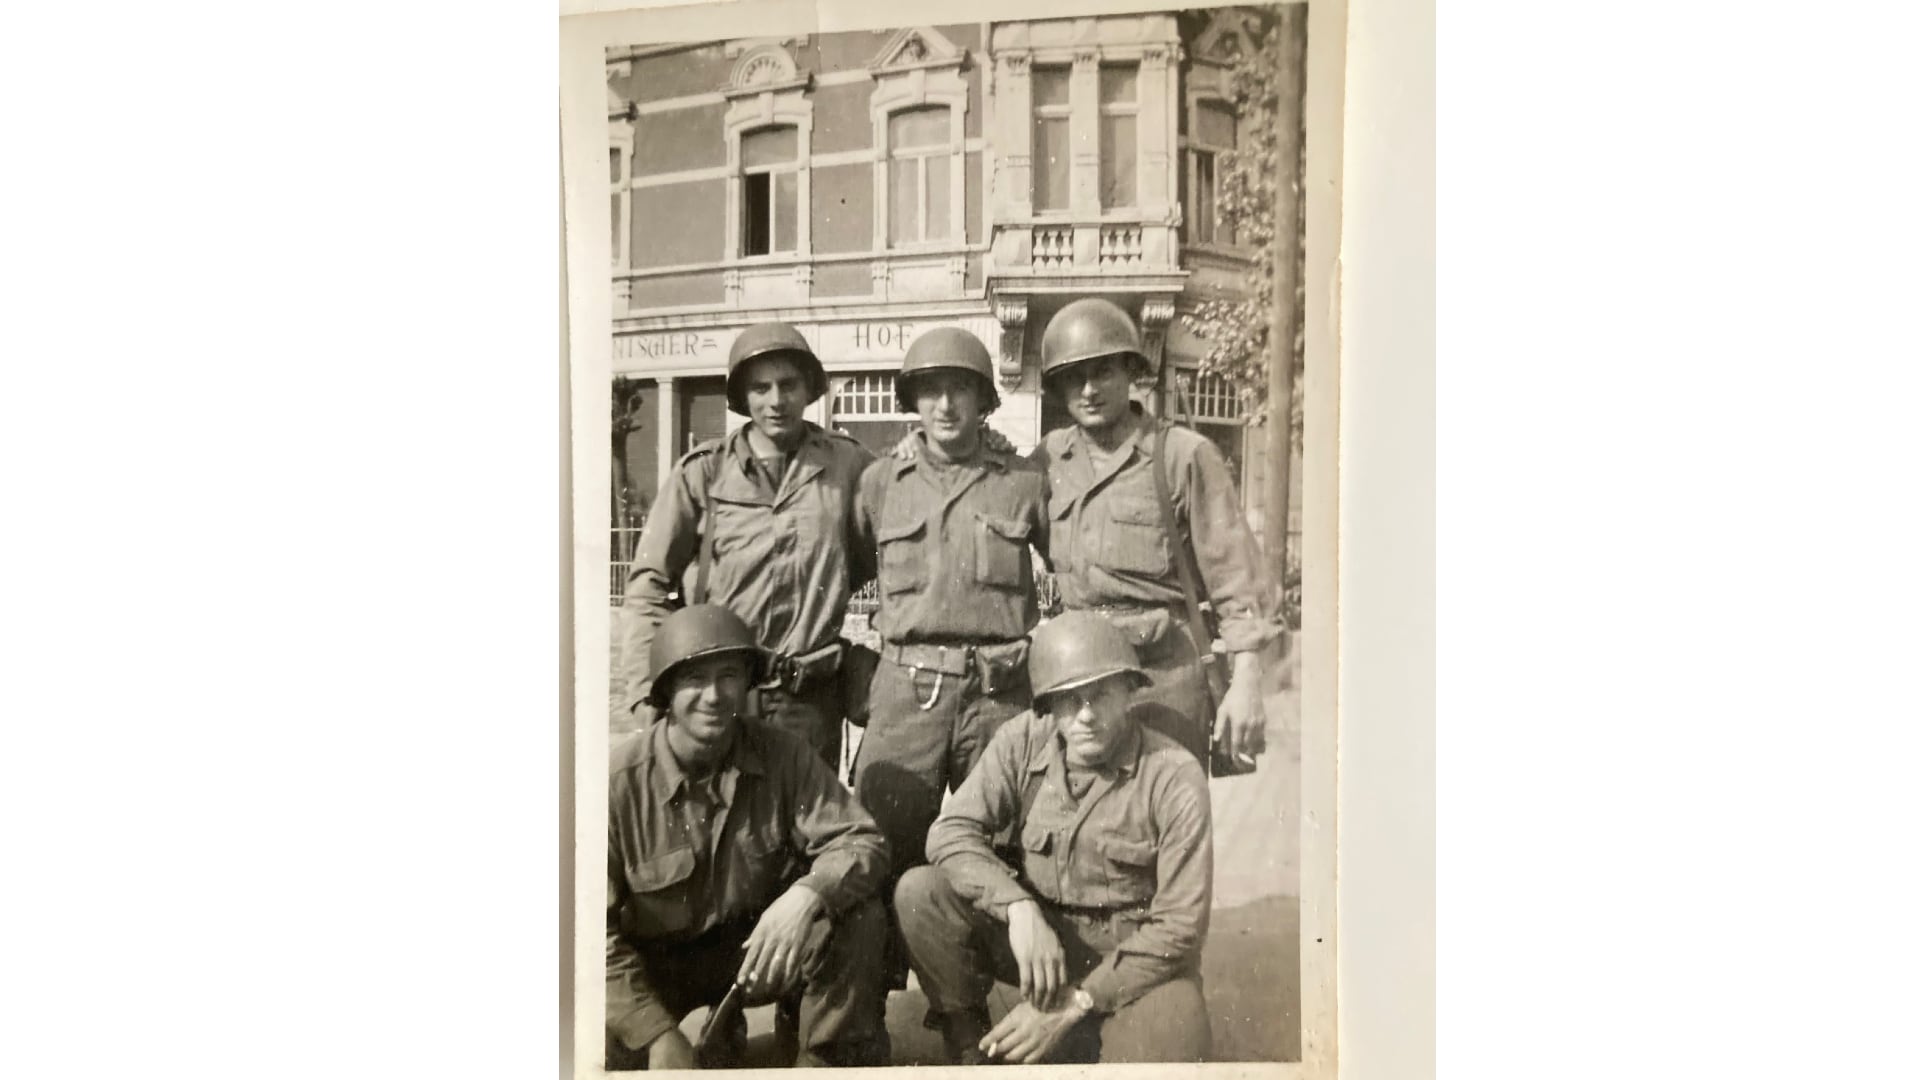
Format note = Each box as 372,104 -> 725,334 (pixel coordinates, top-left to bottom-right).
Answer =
560,2 -> 1347,1075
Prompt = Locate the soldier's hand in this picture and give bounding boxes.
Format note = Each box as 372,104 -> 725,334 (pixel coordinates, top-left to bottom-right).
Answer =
756,686 -> 791,720
1215,653 -> 1269,761
646,1028 -> 698,1070
1006,899 -> 1068,1010
738,884 -> 824,999
981,999 -> 1086,1064
979,426 -> 1015,455
627,698 -> 660,729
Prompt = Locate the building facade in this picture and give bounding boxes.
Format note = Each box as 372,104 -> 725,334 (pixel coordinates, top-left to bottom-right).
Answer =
606,12 -> 1301,592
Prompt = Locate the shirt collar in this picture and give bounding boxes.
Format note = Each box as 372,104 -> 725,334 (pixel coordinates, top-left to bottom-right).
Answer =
892,431 -> 1010,478
1055,404 -> 1155,462
1027,713 -> 1144,780
644,717 -> 765,798
725,422 -> 826,474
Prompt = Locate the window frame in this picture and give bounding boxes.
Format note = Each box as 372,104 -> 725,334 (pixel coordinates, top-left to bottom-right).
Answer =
721,45 -> 814,264
1185,96 -> 1240,248
1096,62 -> 1141,212
738,124 -> 802,258
884,106 -> 956,248
869,47 -> 970,254
1029,65 -> 1073,215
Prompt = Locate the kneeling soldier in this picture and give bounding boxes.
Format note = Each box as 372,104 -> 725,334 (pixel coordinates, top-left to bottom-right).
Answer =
894,611 -> 1214,1065
850,326 -> 1050,988
606,605 -> 892,1070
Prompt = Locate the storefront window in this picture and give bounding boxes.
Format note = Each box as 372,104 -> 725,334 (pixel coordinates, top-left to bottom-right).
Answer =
829,373 -> 914,457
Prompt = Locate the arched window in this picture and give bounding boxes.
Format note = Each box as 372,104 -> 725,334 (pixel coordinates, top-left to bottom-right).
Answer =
740,124 -> 800,257
887,107 -> 954,246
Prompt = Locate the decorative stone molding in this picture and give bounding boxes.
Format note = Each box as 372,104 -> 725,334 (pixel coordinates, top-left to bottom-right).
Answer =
870,260 -> 891,300
1139,297 -> 1178,375
1072,48 -> 1100,70
992,295 -> 1028,390
726,37 -> 809,59
1002,50 -> 1031,75
724,44 -> 810,99
792,263 -> 813,287
723,269 -> 743,307
868,25 -> 965,76
947,255 -> 968,290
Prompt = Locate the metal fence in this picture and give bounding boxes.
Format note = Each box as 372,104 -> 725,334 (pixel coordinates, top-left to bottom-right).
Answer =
609,524 -> 645,604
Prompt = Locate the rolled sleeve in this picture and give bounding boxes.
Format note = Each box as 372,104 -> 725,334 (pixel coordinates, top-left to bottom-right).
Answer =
1078,760 -> 1213,1012
1184,436 -> 1281,653
926,719 -> 1035,921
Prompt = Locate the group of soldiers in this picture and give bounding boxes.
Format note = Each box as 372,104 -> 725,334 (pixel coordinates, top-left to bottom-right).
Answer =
606,298 -> 1283,1068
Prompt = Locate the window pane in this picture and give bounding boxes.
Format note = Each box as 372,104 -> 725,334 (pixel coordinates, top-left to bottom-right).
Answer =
1033,116 -> 1069,211
1100,113 -> 1135,208
1196,152 -> 1216,242
1197,102 -> 1236,148
889,107 -> 949,151
889,156 -> 919,244
609,147 -> 621,182
925,155 -> 950,241
743,172 -> 771,255
1099,65 -> 1137,105
774,171 -> 798,253
611,193 -> 622,252
1032,68 -> 1069,108
742,125 -> 798,168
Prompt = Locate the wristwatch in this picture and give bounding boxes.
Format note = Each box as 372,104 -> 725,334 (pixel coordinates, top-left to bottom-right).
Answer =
1072,987 -> 1097,1014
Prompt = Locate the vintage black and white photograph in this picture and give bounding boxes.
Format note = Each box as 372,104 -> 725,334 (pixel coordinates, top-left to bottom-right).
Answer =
562,0 -> 1341,1072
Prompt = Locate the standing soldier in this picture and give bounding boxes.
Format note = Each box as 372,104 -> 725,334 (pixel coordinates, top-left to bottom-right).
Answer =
1032,297 -> 1281,770
619,322 -> 875,769
848,326 -> 1049,990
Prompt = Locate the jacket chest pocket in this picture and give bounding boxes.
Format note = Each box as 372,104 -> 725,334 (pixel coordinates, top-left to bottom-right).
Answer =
621,846 -> 699,938
707,496 -> 774,561
1096,834 -> 1159,906
875,515 -> 928,595
1096,496 -> 1170,577
974,514 -> 1032,591
1048,492 -> 1079,573
1018,822 -> 1062,902
724,831 -> 791,910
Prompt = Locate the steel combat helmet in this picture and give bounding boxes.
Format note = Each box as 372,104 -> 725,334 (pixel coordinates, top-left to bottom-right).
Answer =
893,326 -> 1000,413
725,322 -> 828,416
1027,611 -> 1152,707
646,604 -> 766,708
1039,298 -> 1154,385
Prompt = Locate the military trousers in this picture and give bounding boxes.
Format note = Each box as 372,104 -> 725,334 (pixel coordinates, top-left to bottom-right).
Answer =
1126,622 -> 1214,765
604,897 -> 891,1070
893,865 -> 1211,1064
852,652 -> 1030,988
756,675 -> 845,773
852,652 -> 1031,874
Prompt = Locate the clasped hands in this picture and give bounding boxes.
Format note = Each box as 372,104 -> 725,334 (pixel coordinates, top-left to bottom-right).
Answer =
980,898 -> 1092,1064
